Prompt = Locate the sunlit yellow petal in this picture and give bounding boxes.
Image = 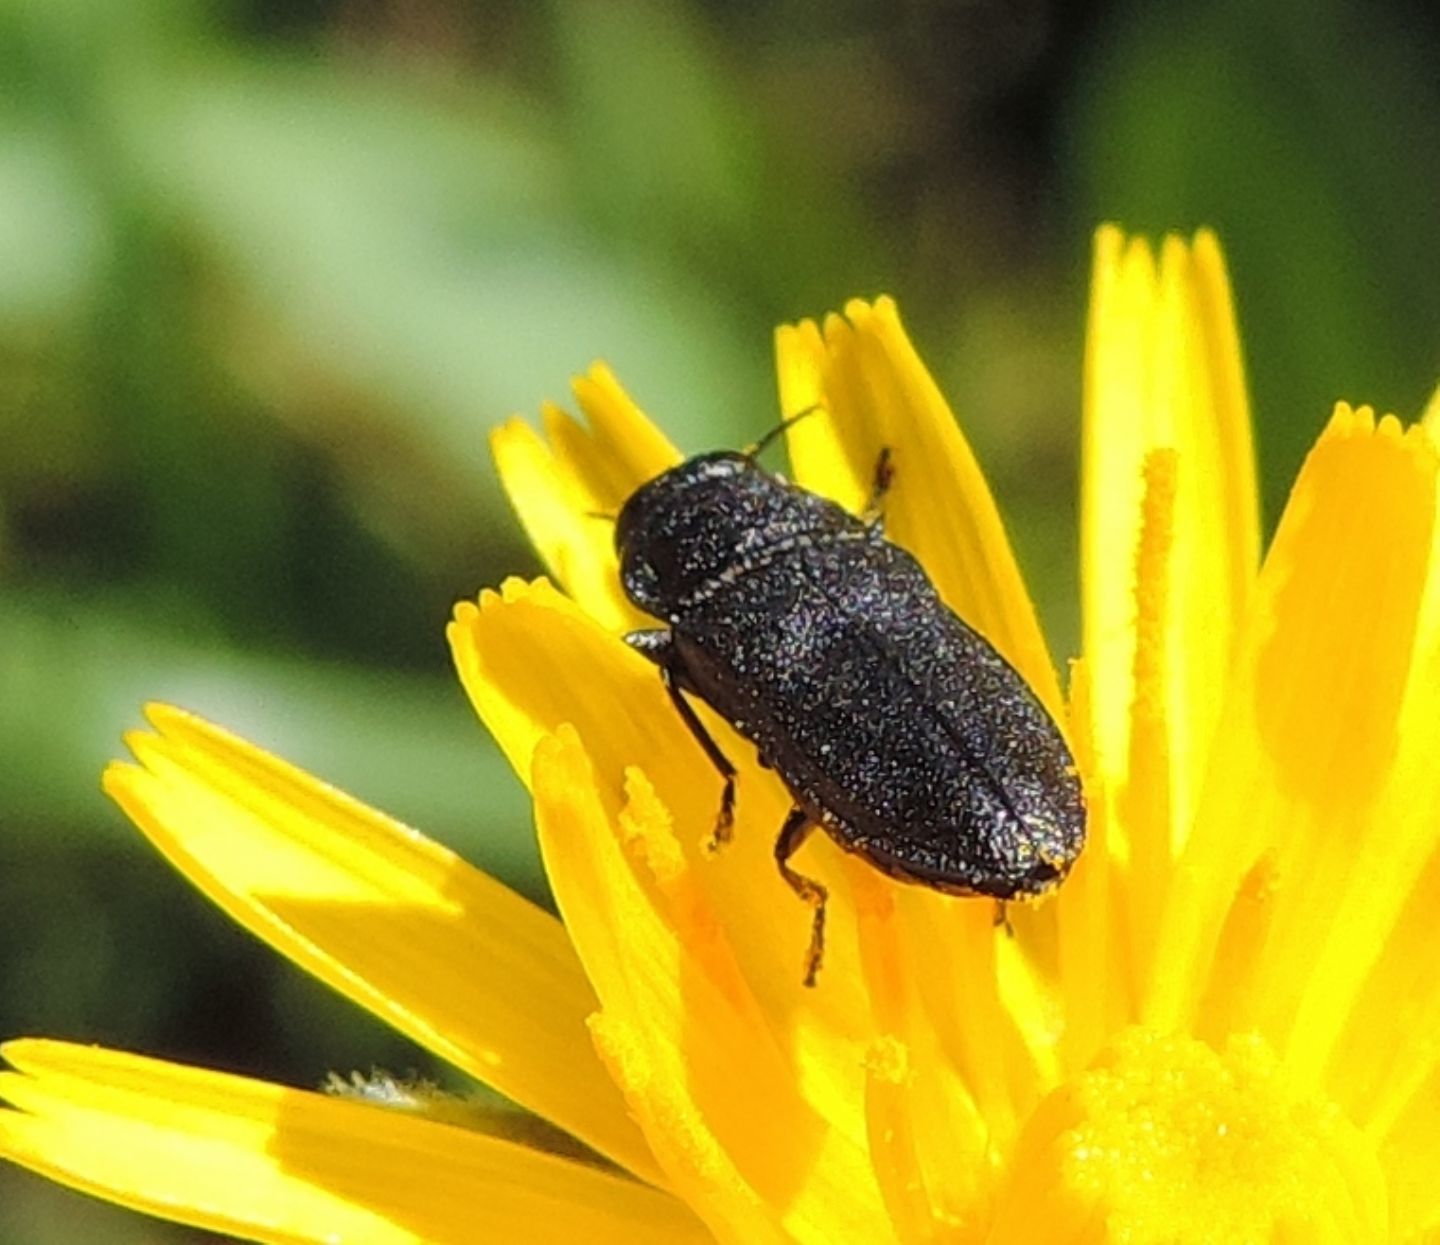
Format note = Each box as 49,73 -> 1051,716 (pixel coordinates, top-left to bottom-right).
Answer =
0,1040 -> 702,1245
533,729 -> 895,1245
1053,659 -> 1129,1073
1081,227 -> 1259,879
1332,845 -> 1440,1240
1374,1058 -> 1440,1239
102,704 -> 659,1185
449,577 -> 874,1046
860,1037 -> 934,1242
451,579 -> 1076,1238
489,415 -> 637,633
846,865 -> 1015,1233
1312,442 -> 1440,1182
490,365 -> 680,630
1148,407 -> 1440,1081
14,238 -> 1439,1245
450,578 -> 900,1208
1421,378 -> 1440,435
775,295 -> 1075,1133
775,297 -> 1062,715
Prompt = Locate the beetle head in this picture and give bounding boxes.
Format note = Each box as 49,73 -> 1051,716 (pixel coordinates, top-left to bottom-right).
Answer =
614,452 -> 758,616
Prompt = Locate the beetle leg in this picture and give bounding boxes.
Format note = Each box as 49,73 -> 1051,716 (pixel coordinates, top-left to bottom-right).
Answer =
626,630 -> 739,850
862,446 -> 894,530
992,899 -> 1014,937
775,807 -> 827,987
660,668 -> 739,850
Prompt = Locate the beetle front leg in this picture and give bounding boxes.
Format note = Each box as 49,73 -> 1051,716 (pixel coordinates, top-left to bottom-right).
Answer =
625,627 -> 738,851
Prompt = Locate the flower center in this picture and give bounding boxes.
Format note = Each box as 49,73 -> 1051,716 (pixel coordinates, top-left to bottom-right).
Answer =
990,1027 -> 1386,1243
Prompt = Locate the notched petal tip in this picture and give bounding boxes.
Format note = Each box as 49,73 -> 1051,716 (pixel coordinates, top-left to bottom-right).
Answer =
1322,401 -> 1440,463
99,757 -> 138,798
450,573 -> 698,821
489,413 -> 538,457
488,375 -> 668,630
1081,223 -> 1260,887
569,365 -> 680,482
839,295 -> 884,327
457,576 -> 556,624
1191,225 -> 1224,266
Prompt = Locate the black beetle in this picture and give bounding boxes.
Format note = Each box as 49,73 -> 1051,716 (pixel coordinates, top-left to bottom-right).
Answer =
614,425 -> 1085,985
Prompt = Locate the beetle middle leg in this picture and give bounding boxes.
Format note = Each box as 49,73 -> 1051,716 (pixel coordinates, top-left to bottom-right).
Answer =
626,627 -> 737,850
775,807 -> 827,987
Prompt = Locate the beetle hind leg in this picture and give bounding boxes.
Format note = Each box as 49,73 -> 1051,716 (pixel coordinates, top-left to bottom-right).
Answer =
775,807 -> 827,987
862,447 -> 895,529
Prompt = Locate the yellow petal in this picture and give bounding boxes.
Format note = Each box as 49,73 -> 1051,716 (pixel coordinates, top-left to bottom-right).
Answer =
533,729 -> 896,1245
1147,407 -> 1440,1087
774,296 -> 1072,1101
451,579 -> 904,1223
449,577 -> 875,1040
846,863 -> 1028,1232
775,297 -> 1062,715
1421,378 -> 1440,435
990,1028 -> 1386,1243
490,365 -> 680,630
453,580 -> 1066,1238
0,1040 -> 703,1244
1081,227 -> 1259,875
860,1037 -> 935,1242
102,704 -> 659,1185
1311,404 -> 1440,1170
1373,1056 -> 1440,1239
1053,659 -> 1131,1073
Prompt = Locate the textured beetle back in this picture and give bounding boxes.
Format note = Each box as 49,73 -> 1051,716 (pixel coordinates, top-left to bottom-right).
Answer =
617,446 -> 1085,904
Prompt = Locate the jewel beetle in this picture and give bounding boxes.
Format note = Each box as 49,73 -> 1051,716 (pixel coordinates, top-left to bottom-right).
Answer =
614,419 -> 1085,985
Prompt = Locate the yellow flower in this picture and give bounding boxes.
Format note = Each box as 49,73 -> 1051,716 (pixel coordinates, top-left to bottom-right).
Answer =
3,226 -> 1438,1242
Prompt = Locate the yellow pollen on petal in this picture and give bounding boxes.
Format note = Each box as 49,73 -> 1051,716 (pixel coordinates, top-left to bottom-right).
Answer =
846,863 -> 1001,1237
585,1011 -> 788,1245
1120,448 -> 1177,1000
612,766 -> 751,1014
865,1034 -> 911,1085
991,1028 -> 1387,1243
861,1037 -> 938,1244
1082,227 -> 1258,878
615,766 -> 686,887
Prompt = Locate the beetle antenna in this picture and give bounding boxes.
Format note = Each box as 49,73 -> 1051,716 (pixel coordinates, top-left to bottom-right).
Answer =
585,509 -> 617,523
746,403 -> 824,461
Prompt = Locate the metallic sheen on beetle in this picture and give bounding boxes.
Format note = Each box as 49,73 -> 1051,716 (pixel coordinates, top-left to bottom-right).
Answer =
615,443 -> 1085,985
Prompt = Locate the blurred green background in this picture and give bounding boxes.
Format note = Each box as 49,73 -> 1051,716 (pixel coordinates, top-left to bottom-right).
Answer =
1,0 -> 1436,1239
